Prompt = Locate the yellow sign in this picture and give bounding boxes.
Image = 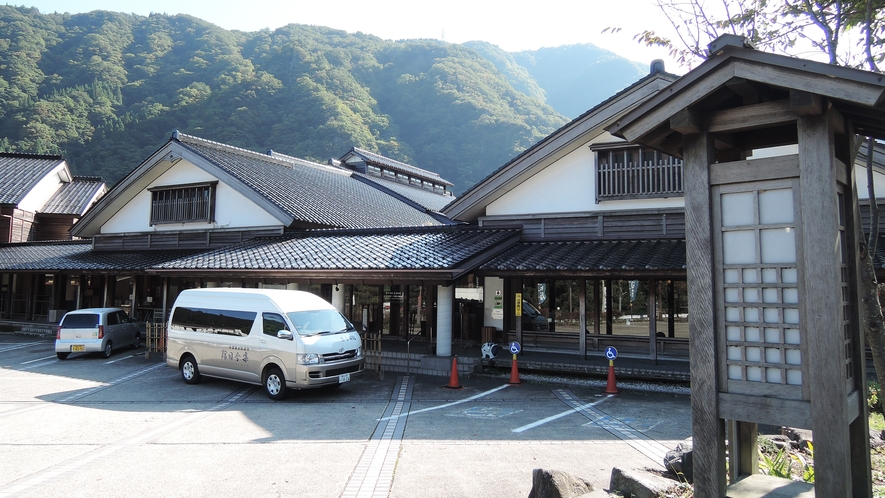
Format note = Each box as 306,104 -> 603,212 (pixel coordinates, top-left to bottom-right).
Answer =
515,293 -> 522,316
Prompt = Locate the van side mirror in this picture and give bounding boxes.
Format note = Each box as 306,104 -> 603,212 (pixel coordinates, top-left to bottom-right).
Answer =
277,330 -> 294,340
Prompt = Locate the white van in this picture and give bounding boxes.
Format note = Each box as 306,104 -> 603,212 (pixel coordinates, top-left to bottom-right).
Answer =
166,288 -> 364,399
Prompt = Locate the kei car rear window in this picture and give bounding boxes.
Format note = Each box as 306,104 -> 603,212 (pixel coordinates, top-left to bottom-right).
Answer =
170,307 -> 256,337
61,314 -> 99,328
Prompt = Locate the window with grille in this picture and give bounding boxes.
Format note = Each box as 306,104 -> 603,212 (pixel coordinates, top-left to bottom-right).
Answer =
149,182 -> 216,225
595,146 -> 684,201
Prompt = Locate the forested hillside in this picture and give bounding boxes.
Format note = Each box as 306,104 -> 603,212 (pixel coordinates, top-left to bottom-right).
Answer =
0,6 -> 636,192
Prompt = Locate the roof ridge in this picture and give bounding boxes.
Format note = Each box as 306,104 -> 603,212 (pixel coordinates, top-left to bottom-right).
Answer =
176,132 -> 348,176
347,147 -> 452,185
280,224 -> 509,238
0,152 -> 64,161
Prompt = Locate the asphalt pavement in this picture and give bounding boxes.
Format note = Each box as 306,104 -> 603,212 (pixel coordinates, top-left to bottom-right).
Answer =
0,333 -> 692,498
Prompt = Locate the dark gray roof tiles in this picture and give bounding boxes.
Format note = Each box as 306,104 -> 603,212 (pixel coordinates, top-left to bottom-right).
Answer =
177,135 -> 449,229
480,240 -> 687,272
153,227 -> 520,270
0,153 -> 66,205
0,242 -> 204,271
40,177 -> 105,215
343,147 -> 454,186
353,173 -> 455,212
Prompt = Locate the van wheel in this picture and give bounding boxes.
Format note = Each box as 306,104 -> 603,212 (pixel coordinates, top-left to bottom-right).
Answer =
57,352 -> 69,360
180,355 -> 201,384
132,333 -> 141,349
264,366 -> 287,400
103,341 -> 113,358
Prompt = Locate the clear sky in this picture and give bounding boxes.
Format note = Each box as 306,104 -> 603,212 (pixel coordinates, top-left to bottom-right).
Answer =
17,0 -> 684,73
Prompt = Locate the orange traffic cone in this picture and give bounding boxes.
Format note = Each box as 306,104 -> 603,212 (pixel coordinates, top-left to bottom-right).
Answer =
508,355 -> 522,385
604,360 -> 619,394
445,357 -> 463,389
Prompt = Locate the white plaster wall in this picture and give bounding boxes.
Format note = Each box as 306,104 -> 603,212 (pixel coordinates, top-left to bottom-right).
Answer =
101,160 -> 281,234
18,165 -> 67,212
486,144 -> 684,217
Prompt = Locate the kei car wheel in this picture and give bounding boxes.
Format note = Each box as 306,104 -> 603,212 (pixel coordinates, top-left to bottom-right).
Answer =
103,341 -> 113,358
132,333 -> 141,349
264,366 -> 287,401
180,355 -> 201,384
57,352 -> 69,360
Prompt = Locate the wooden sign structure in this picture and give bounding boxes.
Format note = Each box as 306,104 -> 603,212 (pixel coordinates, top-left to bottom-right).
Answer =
610,34 -> 885,497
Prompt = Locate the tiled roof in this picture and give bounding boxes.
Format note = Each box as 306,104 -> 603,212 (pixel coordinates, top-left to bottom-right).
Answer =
0,153 -> 65,205
353,173 -> 455,212
177,135 -> 449,229
40,177 -> 105,215
0,242 -> 204,271
152,226 -> 520,271
343,147 -> 453,186
480,240 -> 686,272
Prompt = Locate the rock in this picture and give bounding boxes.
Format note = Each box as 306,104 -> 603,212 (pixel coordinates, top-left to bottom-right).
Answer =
609,467 -> 677,498
527,468 -> 595,498
663,438 -> 693,483
872,430 -> 885,449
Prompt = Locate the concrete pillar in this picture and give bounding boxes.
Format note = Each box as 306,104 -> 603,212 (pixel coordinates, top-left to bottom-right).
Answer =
331,284 -> 345,313
436,285 -> 453,356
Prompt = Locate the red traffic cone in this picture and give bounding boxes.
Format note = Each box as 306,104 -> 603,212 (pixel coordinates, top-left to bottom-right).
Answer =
604,360 -> 619,394
508,355 -> 522,385
445,357 -> 463,389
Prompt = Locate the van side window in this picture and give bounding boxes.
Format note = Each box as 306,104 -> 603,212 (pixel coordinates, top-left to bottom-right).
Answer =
107,312 -> 119,326
170,307 -> 256,337
262,313 -> 289,337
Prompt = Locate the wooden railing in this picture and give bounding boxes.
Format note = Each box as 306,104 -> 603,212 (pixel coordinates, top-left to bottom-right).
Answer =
597,156 -> 684,200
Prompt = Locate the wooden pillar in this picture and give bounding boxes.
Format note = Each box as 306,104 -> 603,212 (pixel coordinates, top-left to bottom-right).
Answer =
593,280 -> 601,337
579,278 -> 587,359
798,112 -> 854,496
515,277 -> 523,346
647,278 -> 657,361
604,279 -> 613,335
684,130 -> 727,497
668,280 -> 675,338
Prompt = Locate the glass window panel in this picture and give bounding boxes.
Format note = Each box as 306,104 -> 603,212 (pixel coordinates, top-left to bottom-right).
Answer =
786,349 -> 802,365
726,307 -> 742,322
786,369 -> 802,385
758,188 -> 794,224
763,308 -> 780,323
765,348 -> 781,363
762,268 -> 779,283
727,326 -> 742,341
729,365 -> 744,380
764,328 -> 780,343
746,327 -> 761,342
743,288 -> 759,303
784,308 -> 800,324
760,228 -> 796,264
746,346 -> 762,362
762,288 -> 779,303
742,269 -> 758,283
785,328 -> 801,344
783,288 -> 799,304
728,346 -> 743,360
747,366 -> 763,381
721,192 -> 756,227
724,269 -> 741,284
782,268 -> 798,284
723,231 -> 757,264
745,307 -> 760,322
766,368 -> 783,383
725,288 -> 740,303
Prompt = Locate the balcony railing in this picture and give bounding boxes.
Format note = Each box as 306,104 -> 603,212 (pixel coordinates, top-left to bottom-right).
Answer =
597,155 -> 684,201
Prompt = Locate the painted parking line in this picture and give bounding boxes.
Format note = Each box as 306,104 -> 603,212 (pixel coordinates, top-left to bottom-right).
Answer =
377,384 -> 511,422
20,355 -> 56,365
554,389 -> 672,466
342,375 -> 413,498
0,342 -> 43,354
511,394 -> 614,433
0,385 -> 254,498
104,353 -> 141,364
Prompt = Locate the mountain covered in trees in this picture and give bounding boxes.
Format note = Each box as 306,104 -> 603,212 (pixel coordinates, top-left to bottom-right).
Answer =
0,6 -> 646,192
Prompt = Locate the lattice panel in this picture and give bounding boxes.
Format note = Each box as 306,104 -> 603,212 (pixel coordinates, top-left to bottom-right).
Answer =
720,187 -> 802,386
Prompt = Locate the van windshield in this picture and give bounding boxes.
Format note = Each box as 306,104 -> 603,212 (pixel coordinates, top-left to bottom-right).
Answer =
286,309 -> 354,337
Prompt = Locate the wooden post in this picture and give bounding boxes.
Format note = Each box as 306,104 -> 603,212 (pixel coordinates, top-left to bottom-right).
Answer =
648,278 -> 657,361
684,130 -> 727,497
579,277 -> 587,359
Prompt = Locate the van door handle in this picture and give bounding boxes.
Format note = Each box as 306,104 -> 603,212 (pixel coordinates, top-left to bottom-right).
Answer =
261,340 -> 267,344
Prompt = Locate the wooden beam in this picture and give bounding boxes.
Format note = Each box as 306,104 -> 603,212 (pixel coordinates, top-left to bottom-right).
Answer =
707,99 -> 795,133
670,108 -> 702,135
725,77 -> 761,105
789,90 -> 823,116
735,59 -> 885,107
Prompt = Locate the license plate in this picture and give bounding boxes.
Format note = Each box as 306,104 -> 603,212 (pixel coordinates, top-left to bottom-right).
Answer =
71,345 -> 85,352
338,373 -> 351,383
